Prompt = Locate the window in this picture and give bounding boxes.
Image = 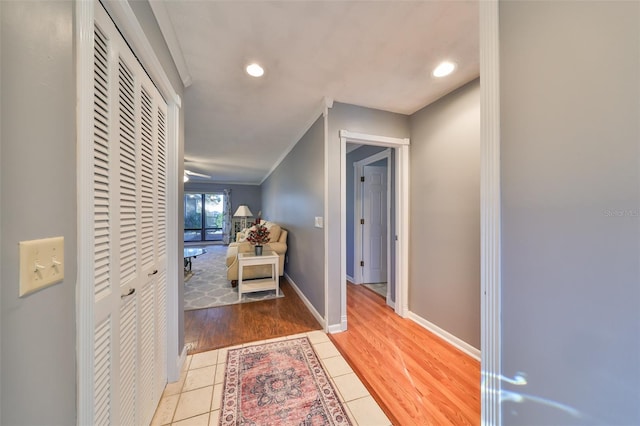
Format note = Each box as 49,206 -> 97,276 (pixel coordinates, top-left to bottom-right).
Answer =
184,193 -> 225,242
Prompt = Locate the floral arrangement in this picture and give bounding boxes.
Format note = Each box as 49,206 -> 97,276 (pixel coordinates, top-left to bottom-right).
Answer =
246,213 -> 270,246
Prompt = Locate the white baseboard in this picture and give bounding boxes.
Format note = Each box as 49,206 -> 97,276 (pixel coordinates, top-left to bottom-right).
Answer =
327,314 -> 347,334
327,323 -> 345,334
285,273 -> 326,330
407,311 -> 481,361
346,274 -> 355,282
170,344 -> 188,382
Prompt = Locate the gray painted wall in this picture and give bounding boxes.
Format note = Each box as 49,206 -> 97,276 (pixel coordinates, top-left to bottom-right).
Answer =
184,182 -> 262,218
409,80 -> 480,349
0,2 -> 184,424
327,103 -> 409,326
261,116 -> 326,315
500,1 -> 640,424
1,2 -> 76,424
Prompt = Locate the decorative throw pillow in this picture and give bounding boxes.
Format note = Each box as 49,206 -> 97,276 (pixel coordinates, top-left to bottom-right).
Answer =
264,223 -> 281,242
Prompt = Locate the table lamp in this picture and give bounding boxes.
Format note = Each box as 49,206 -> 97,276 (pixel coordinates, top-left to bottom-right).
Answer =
233,205 -> 253,230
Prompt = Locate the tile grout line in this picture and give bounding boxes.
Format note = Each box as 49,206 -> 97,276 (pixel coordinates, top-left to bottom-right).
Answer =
157,331 -> 388,425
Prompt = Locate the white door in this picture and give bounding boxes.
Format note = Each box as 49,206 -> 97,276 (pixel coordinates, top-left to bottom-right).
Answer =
362,165 -> 388,283
92,5 -> 167,425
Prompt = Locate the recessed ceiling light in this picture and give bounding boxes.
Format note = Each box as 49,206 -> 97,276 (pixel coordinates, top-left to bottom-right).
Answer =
246,63 -> 264,77
432,61 -> 456,78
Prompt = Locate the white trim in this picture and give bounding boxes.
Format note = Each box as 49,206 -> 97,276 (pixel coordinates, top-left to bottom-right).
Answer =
352,149 -> 391,288
75,1 -> 95,423
323,100 -> 332,331
148,0 -> 192,87
165,102 -> 181,382
172,344 -> 188,382
0,1 -> 2,418
338,122 -> 346,333
261,97 -> 333,185
285,273 -> 326,329
327,321 -> 346,334
100,0 -> 182,107
396,144 -> 410,317
407,312 -> 481,361
346,274 -> 354,283
339,131 -> 410,330
340,130 -> 409,147
480,0 -> 502,424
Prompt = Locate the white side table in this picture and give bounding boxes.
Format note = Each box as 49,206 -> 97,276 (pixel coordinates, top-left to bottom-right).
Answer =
237,251 -> 280,302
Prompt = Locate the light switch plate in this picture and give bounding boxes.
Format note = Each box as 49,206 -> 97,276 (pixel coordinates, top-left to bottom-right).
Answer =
314,217 -> 324,228
19,237 -> 65,297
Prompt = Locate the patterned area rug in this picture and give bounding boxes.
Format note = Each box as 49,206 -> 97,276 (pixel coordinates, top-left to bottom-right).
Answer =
220,338 -> 352,425
184,245 -> 283,311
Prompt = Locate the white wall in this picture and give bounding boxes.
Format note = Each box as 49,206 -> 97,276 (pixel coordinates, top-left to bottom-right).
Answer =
500,1 -> 640,423
409,79 -> 481,349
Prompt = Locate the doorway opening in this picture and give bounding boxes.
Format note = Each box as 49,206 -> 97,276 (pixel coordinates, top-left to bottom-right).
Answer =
339,131 -> 409,330
349,147 -> 393,308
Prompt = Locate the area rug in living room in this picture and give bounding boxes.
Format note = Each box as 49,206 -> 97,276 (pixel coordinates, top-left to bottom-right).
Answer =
220,337 -> 352,425
184,245 -> 283,311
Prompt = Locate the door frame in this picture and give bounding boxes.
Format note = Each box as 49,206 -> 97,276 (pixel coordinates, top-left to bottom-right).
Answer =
340,131 -> 409,322
479,0 -> 501,422
76,1 -> 182,423
352,150 -> 392,307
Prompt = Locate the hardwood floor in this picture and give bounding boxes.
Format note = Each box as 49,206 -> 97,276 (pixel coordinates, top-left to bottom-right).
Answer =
184,277 -> 322,354
184,279 -> 480,425
330,283 -> 481,425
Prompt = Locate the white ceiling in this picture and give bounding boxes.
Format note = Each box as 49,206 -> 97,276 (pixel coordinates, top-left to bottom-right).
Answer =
154,0 -> 479,184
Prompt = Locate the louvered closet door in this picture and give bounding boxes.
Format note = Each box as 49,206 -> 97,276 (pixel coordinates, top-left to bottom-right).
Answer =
92,4 -> 168,426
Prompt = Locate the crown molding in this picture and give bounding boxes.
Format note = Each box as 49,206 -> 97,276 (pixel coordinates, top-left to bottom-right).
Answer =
260,98 -> 333,185
149,0 -> 193,88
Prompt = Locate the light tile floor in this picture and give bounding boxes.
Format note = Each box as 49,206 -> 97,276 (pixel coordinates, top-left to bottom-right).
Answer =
151,331 -> 391,426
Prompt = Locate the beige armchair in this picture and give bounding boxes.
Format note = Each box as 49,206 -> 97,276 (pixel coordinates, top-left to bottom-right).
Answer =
226,222 -> 288,286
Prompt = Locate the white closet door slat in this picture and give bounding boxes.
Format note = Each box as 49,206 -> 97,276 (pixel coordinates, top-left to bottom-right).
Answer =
90,4 -> 169,425
156,108 -> 167,257
155,268 -> 167,399
94,23 -> 111,302
119,299 -> 137,426
140,88 -> 155,270
94,318 -> 112,426
118,59 -> 138,285
139,283 -> 156,423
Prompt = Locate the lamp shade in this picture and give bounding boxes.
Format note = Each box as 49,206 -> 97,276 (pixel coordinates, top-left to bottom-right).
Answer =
233,205 -> 253,218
